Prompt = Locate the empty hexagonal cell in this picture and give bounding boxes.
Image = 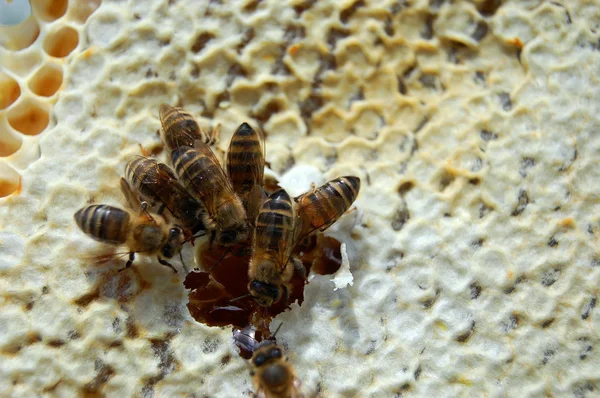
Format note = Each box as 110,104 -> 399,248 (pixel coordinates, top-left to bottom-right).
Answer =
0,71 -> 20,110
70,0 -> 102,23
44,25 -> 79,58
6,99 -> 50,136
0,117 -> 23,157
31,0 -> 68,22
0,162 -> 21,197
0,15 -> 40,50
29,63 -> 63,97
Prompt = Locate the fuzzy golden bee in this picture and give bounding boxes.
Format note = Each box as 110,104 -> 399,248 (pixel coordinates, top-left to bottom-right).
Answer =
73,203 -> 185,273
248,189 -> 304,307
159,104 -> 218,152
294,176 -> 361,237
171,142 -> 248,247
124,156 -> 205,234
250,340 -> 304,398
226,122 -> 267,224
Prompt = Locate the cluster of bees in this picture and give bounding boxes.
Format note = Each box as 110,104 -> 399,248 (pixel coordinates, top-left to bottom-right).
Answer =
74,104 -> 360,397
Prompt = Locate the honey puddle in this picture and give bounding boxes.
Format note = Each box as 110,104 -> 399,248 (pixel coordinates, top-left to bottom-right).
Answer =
184,234 -> 343,340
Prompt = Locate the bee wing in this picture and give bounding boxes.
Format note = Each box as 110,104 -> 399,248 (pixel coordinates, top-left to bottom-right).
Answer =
173,143 -> 235,218
159,104 -> 208,148
120,177 -> 142,211
226,123 -> 266,199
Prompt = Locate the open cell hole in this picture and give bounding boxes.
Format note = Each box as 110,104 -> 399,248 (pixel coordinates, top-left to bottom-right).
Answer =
0,162 -> 21,197
0,117 -> 23,157
7,99 -> 50,136
0,16 -> 40,50
44,25 -> 79,58
0,71 -> 20,110
185,234 -> 343,342
31,0 -> 68,21
70,0 -> 103,23
29,63 -> 63,97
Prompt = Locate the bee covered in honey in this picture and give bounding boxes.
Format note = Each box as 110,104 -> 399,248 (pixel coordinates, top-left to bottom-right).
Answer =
250,340 -> 304,398
248,189 -> 304,307
124,156 -> 205,234
73,202 -> 185,273
171,142 -> 248,247
294,176 -> 360,237
159,104 -> 219,151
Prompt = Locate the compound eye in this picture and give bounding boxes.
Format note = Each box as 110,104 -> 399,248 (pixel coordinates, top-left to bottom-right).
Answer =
270,347 -> 282,358
253,354 -> 266,367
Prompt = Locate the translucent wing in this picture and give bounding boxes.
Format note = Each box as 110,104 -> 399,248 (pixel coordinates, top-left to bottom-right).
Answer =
120,177 -> 142,211
171,143 -> 236,219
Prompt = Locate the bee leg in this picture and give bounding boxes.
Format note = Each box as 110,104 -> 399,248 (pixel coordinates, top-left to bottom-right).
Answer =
281,285 -> 289,303
119,252 -> 135,272
158,258 -> 178,273
291,257 -> 306,280
157,203 -> 167,217
139,201 -> 155,221
179,251 -> 189,274
208,123 -> 221,146
208,230 -> 216,249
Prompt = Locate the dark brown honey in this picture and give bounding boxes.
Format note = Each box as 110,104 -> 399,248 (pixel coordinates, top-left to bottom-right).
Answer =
185,234 -> 343,342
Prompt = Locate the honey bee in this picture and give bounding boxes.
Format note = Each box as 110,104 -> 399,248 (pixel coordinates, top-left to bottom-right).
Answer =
124,156 -> 205,234
159,104 -> 218,151
234,325 -> 304,398
73,203 -> 185,273
171,142 -> 248,247
294,176 -> 361,237
226,122 -> 267,224
250,340 -> 304,398
248,189 -> 304,307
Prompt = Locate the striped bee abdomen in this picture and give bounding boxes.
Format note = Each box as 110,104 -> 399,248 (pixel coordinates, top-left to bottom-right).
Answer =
298,176 -> 360,232
255,189 -> 294,252
227,122 -> 264,193
159,104 -> 207,151
74,205 -> 130,244
171,146 -> 224,200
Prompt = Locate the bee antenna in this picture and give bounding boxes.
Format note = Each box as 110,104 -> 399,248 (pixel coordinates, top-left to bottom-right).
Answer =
272,322 -> 284,339
184,231 -> 206,244
209,246 -> 231,271
230,293 -> 252,302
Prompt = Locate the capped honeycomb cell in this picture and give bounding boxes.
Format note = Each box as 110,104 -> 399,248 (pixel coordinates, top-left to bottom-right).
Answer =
0,15 -> 40,50
44,25 -> 79,58
0,71 -> 20,110
0,162 -> 20,197
0,116 -> 23,157
6,99 -> 50,136
29,63 -> 63,97
31,0 -> 68,21
69,0 -> 102,23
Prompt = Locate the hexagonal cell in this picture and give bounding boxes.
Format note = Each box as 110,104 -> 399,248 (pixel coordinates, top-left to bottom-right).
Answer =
0,162 -> 21,197
31,0 -> 68,22
0,71 -> 20,110
70,0 -> 102,23
6,99 -> 50,136
29,63 -> 63,97
0,15 -> 40,50
44,25 -> 79,58
0,116 -> 23,157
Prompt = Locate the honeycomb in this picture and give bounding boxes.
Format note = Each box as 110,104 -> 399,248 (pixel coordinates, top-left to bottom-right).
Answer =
1,0 -> 600,396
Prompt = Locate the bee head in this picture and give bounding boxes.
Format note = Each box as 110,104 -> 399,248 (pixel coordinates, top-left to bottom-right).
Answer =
248,280 -> 282,307
161,226 -> 185,258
